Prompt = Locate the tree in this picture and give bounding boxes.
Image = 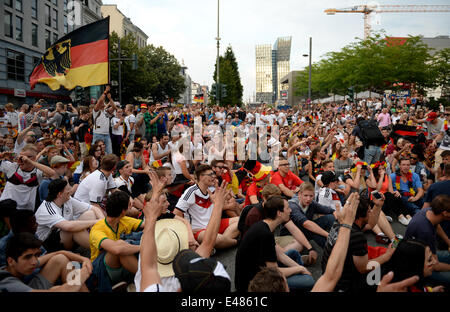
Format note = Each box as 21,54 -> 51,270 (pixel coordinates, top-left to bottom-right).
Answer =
109,32 -> 185,104
211,46 -> 243,106
294,32 -> 436,101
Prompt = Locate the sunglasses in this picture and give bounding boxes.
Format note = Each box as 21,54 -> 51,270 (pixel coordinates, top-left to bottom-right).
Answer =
201,172 -> 216,177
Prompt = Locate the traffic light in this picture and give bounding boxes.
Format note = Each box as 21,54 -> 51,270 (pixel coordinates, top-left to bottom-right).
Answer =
347,86 -> 354,103
74,86 -> 85,105
132,54 -> 138,70
221,84 -> 227,98
211,83 -> 218,100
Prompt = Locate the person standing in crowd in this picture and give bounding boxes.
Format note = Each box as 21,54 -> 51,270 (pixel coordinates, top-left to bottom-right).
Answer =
92,85 -> 117,155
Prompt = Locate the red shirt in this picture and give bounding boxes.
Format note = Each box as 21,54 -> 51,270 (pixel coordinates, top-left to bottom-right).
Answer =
244,182 -> 262,207
270,171 -> 303,191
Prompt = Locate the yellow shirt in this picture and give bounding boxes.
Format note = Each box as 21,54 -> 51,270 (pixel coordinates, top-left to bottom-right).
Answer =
89,216 -> 143,261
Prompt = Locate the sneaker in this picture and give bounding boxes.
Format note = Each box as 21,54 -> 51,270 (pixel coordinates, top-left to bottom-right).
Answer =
375,234 -> 390,245
112,281 -> 128,293
398,216 -> 409,226
385,215 -> 393,223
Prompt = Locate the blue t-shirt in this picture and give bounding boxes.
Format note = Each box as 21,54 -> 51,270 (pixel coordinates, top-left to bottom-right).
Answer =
424,180 -> 450,203
390,172 -> 422,195
404,208 -> 437,254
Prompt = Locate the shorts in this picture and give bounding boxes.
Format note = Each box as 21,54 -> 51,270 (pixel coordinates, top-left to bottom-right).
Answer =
42,228 -> 64,253
103,257 -> 134,285
27,273 -> 53,290
194,218 -> 230,241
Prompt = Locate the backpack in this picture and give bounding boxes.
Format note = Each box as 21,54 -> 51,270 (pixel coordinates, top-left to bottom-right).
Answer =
358,119 -> 385,147
237,202 -> 264,237
60,112 -> 71,130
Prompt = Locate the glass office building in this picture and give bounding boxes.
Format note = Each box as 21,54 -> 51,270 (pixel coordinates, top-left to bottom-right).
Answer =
255,37 -> 291,104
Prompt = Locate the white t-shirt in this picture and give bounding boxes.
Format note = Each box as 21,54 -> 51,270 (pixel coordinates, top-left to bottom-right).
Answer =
35,198 -> 91,241
317,187 -> 341,211
0,161 -> 44,211
172,152 -> 188,175
175,184 -> 214,231
114,175 -> 134,194
92,109 -> 111,135
124,114 -> 136,136
74,170 -> 116,204
246,112 -> 254,123
111,117 -> 123,136
6,111 -> 18,127
13,140 -> 26,154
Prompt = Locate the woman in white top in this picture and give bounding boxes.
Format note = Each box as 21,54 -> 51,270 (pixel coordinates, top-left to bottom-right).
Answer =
111,108 -> 124,157
171,139 -> 195,186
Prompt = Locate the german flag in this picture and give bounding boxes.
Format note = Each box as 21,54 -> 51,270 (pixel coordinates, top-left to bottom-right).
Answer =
29,17 -> 109,91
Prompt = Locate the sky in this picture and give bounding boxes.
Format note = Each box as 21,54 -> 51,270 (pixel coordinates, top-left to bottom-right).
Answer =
103,0 -> 450,102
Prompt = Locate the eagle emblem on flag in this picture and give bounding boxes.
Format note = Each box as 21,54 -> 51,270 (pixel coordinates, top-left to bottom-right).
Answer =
42,39 -> 72,77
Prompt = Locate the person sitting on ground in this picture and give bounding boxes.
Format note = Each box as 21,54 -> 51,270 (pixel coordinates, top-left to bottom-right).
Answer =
0,232 -> 92,292
0,145 -> 56,211
270,157 -> 303,198
114,160 -> 144,218
366,161 -> 412,226
35,179 -> 104,252
321,192 -> 395,292
38,156 -> 70,205
404,194 -> 450,288
390,157 -> 424,216
74,154 -> 118,208
0,208 -> 45,267
380,239 -> 444,292
241,183 -> 318,267
248,267 -> 289,292
285,182 -> 336,249
235,195 -> 315,293
89,190 -> 144,291
174,164 -> 239,250
139,171 -> 231,293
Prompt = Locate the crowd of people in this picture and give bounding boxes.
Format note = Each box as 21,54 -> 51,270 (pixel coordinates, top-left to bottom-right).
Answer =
0,86 -> 449,293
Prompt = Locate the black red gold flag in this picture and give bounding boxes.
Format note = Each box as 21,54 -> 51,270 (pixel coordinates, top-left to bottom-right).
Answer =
30,17 -> 109,90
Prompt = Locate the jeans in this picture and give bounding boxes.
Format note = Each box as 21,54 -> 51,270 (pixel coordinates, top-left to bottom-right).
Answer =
363,145 -> 381,165
400,196 -> 423,216
301,214 -> 335,248
281,249 -> 315,292
93,133 -> 112,154
429,250 -> 450,287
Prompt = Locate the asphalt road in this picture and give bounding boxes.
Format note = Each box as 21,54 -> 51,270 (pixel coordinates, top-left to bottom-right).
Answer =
214,219 -> 407,292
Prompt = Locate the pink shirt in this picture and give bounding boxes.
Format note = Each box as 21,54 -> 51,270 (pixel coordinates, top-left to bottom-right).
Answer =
377,113 -> 391,127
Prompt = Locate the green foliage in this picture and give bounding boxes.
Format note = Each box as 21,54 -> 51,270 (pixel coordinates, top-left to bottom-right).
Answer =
211,46 -> 243,107
109,32 -> 185,104
294,32 -> 440,100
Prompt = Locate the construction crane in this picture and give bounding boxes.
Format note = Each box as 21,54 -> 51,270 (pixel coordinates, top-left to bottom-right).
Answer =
325,4 -> 450,40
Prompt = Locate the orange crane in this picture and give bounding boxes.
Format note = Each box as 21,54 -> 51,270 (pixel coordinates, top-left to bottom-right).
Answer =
325,4 -> 450,40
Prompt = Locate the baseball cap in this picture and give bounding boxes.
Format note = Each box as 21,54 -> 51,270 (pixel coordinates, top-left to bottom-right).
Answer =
321,171 -> 338,186
50,155 -> 69,167
173,249 -> 231,293
155,219 -> 189,278
426,112 -> 438,121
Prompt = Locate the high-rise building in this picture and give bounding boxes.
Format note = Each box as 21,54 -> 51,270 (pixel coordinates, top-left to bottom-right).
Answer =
255,36 -> 291,104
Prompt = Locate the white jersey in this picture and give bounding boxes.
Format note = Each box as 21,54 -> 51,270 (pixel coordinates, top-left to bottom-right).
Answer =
175,184 -> 214,231
92,109 -> 111,135
114,175 -> 134,194
0,161 -> 44,211
35,198 -> 91,241
317,187 -> 342,211
74,169 -> 116,204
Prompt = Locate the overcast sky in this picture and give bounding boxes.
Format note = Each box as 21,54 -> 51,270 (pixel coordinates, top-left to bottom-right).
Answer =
103,0 -> 450,102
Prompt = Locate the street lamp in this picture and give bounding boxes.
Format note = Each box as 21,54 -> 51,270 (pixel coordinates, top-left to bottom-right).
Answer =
216,0 -> 221,106
302,37 -> 312,109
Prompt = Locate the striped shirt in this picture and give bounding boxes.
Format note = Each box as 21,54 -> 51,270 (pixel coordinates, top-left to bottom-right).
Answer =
35,198 -> 91,241
175,184 -> 215,231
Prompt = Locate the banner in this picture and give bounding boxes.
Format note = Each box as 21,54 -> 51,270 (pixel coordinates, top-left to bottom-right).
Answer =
30,17 -> 109,91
